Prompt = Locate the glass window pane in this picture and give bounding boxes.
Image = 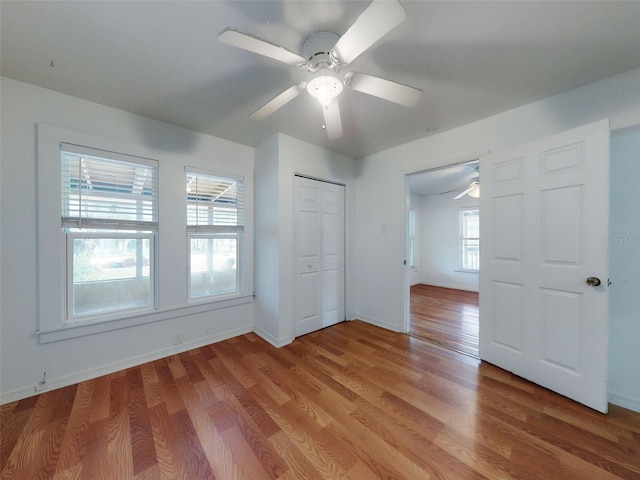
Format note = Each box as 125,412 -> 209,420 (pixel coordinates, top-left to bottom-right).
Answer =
189,237 -> 238,298
72,237 -> 151,317
461,239 -> 480,270
460,208 -> 480,271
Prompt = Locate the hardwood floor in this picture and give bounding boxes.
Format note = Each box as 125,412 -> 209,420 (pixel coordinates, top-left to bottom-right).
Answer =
411,284 -> 479,357
2,320 -> 639,480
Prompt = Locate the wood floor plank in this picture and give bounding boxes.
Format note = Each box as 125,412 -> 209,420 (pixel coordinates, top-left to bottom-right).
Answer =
2,320 -> 639,479
52,463 -> 83,480
268,431 -> 324,480
54,381 -> 94,474
127,382 -> 157,476
106,376 -> 134,479
220,395 -> 287,479
146,403 -> 182,480
411,284 -> 479,357
79,418 -> 108,480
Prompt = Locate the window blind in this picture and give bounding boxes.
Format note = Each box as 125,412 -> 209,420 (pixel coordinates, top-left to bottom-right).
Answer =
61,144 -> 158,230
186,170 -> 244,233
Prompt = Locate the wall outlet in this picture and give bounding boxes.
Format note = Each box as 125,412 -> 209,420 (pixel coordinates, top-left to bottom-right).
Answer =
173,332 -> 183,345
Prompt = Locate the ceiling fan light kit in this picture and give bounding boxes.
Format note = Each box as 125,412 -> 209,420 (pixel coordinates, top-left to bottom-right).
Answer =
453,176 -> 480,200
307,75 -> 343,107
467,183 -> 480,198
218,0 -> 423,140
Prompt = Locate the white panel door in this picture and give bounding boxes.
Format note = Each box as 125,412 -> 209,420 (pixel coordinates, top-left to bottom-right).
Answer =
295,176 -> 345,336
480,119 -> 610,413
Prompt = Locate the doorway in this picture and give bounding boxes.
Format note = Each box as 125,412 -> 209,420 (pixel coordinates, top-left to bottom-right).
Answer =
406,160 -> 480,356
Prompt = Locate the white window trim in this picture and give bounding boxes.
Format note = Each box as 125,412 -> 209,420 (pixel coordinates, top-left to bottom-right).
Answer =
36,124 -> 254,343
185,167 -> 245,302
61,144 -> 159,324
459,206 -> 480,272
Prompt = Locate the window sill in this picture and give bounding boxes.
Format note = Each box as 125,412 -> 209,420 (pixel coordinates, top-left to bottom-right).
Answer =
455,269 -> 479,274
37,294 -> 253,344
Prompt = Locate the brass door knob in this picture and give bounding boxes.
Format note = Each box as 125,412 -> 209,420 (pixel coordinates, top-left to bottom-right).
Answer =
586,277 -> 601,287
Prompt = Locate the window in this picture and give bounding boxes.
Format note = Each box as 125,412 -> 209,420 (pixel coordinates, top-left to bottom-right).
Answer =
186,169 -> 244,299
408,209 -> 417,268
61,144 -> 157,322
460,207 -> 479,271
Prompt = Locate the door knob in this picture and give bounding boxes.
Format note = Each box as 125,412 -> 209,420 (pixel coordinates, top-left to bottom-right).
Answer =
586,277 -> 601,287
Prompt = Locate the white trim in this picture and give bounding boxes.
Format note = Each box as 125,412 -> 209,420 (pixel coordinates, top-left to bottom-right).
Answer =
253,326 -> 293,348
356,314 -> 402,333
2,324 -> 253,405
38,294 -> 253,343
184,165 -> 244,182
417,281 -> 479,293
36,123 -> 255,339
61,142 -> 159,168
608,390 -> 640,413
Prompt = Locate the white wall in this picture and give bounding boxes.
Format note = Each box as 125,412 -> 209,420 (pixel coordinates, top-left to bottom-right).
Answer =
419,194 -> 479,291
608,125 -> 640,412
254,133 -> 357,346
254,135 -> 282,344
0,78 -> 255,403
354,67 -> 640,411
3,67 -> 639,411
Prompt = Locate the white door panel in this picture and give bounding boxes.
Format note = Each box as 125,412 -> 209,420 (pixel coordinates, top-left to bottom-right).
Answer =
299,211 -> 320,257
480,119 -> 609,413
296,180 -> 322,335
295,177 -> 345,336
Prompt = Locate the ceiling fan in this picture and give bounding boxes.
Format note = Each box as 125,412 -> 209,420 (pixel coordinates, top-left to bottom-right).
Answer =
218,0 -> 423,140
441,167 -> 480,199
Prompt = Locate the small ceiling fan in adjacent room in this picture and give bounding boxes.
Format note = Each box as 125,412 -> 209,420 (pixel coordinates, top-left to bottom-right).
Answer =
218,0 -> 423,140
441,167 -> 480,199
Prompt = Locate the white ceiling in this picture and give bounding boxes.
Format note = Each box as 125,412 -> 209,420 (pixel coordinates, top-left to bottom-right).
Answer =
2,0 -> 640,164
408,159 -> 479,197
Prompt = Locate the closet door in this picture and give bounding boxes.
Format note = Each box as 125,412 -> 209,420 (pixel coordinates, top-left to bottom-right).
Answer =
294,176 -> 345,336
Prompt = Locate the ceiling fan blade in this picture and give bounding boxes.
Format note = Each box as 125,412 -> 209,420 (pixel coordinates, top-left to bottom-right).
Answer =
219,28 -> 307,67
345,72 -> 422,107
249,84 -> 304,121
440,185 -> 469,195
454,186 -> 475,200
323,100 -> 343,140
331,0 -> 406,65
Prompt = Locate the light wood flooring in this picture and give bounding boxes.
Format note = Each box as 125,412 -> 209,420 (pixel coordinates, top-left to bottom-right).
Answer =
411,284 -> 479,357
2,320 -> 639,479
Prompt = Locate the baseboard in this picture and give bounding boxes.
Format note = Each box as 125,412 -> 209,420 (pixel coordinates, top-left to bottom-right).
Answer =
416,282 -> 478,293
253,326 -> 293,348
608,390 -> 640,413
0,325 -> 252,405
355,314 -> 401,332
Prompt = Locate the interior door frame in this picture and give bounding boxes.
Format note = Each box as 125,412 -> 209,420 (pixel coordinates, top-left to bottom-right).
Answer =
402,158 -> 483,334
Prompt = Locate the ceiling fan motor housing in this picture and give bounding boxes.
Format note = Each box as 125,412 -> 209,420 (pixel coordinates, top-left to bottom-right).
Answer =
301,31 -> 341,73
